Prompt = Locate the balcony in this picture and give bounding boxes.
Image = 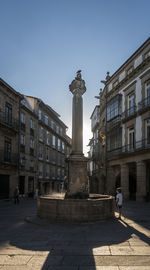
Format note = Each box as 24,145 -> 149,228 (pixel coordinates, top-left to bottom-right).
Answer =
138,96 -> 150,114
107,139 -> 150,159
122,106 -> 137,122
0,149 -> 18,165
0,111 -> 19,132
107,115 -> 121,131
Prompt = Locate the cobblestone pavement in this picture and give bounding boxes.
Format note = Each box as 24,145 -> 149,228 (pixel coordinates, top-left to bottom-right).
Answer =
0,198 -> 150,269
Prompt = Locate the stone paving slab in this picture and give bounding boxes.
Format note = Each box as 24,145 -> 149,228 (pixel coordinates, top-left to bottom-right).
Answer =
0,255 -> 31,265
0,249 -> 50,255
119,267 -> 150,270
110,246 -> 150,255
62,255 -> 150,266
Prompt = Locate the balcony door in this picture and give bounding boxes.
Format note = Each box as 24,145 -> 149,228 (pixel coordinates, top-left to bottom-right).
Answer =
128,93 -> 135,116
5,103 -> 12,125
128,127 -> 135,151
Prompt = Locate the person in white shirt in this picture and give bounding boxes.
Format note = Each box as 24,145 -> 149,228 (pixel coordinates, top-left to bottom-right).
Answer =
116,188 -> 123,219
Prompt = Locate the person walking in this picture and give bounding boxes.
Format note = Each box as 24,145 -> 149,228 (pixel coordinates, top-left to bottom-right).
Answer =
116,187 -> 123,219
14,186 -> 20,204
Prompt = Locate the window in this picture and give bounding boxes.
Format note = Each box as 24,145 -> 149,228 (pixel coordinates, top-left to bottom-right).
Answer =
145,81 -> 150,105
44,115 -> 48,125
52,135 -> 56,148
46,131 -> 50,145
46,147 -> 49,161
127,66 -> 133,75
56,125 -> 59,134
30,139 -> 34,149
52,150 -> 55,163
38,109 -> 42,120
21,113 -> 25,123
39,163 -> 43,177
145,119 -> 150,145
39,126 -> 43,141
60,128 -> 62,135
128,127 -> 134,150
145,50 -> 150,59
46,165 -> 49,178
30,160 -> 34,171
62,142 -> 65,153
20,134 -> 25,145
4,137 -> 11,162
39,144 -> 43,159
5,103 -> 12,125
30,119 -> 34,129
107,99 -> 119,121
58,139 -> 61,151
50,120 -> 54,129
128,93 -> 135,115
107,128 -> 122,151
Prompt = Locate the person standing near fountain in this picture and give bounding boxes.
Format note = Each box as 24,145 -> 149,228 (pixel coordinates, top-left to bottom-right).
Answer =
65,70 -> 89,199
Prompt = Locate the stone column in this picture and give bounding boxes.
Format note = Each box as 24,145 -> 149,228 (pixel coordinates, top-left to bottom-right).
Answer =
106,166 -> 115,195
66,71 -> 89,199
72,93 -> 83,154
136,161 -> 146,201
121,163 -> 129,200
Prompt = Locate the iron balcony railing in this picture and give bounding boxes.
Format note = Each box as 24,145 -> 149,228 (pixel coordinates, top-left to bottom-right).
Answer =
107,139 -> 150,158
0,111 -> 19,130
0,149 -> 18,164
138,96 -> 150,112
122,105 -> 137,121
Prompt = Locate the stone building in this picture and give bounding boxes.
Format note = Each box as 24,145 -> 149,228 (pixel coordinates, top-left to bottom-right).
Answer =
92,37 -> 150,201
0,78 -> 71,199
0,78 -> 22,199
19,96 -> 38,197
25,96 -> 71,195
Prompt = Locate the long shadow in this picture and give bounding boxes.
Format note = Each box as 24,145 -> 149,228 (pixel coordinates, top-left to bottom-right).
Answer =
0,200 -> 150,269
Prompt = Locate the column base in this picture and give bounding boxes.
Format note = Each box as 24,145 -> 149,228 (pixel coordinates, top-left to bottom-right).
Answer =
66,154 -> 89,199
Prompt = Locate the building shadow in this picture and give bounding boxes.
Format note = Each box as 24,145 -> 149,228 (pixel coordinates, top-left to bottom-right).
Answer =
0,200 -> 150,269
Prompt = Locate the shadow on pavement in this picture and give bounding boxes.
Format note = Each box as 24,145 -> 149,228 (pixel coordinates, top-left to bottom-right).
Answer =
0,200 -> 150,269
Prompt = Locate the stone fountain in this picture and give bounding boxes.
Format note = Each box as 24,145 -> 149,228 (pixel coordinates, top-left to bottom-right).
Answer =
37,71 -> 114,222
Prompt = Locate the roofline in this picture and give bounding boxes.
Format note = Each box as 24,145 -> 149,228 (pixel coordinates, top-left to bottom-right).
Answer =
90,105 -> 100,119
26,95 -> 68,129
106,37 -> 150,85
0,77 -> 23,98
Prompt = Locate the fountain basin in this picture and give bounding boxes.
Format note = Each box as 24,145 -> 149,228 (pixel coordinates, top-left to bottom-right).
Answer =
37,194 -> 114,223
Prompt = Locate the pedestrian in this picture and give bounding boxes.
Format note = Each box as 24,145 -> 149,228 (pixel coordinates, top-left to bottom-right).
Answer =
14,186 -> 20,204
116,187 -> 123,219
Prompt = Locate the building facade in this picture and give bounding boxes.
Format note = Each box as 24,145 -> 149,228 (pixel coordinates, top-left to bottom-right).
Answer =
19,97 -> 38,197
92,37 -> 150,201
0,79 -> 71,199
26,96 -> 71,195
0,78 -> 22,199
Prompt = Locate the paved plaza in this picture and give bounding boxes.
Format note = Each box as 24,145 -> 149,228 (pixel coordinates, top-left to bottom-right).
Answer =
0,198 -> 150,270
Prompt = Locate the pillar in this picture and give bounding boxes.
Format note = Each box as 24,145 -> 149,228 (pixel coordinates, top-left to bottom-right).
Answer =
136,161 -> 146,201
121,163 -> 129,200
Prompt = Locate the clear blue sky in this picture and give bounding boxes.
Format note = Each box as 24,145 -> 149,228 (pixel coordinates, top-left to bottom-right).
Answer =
0,0 -> 150,154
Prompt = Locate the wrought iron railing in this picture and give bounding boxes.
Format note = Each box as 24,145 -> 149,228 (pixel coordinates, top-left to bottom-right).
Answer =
122,105 -> 137,121
0,111 -> 19,130
138,96 -> 150,112
107,139 -> 150,158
